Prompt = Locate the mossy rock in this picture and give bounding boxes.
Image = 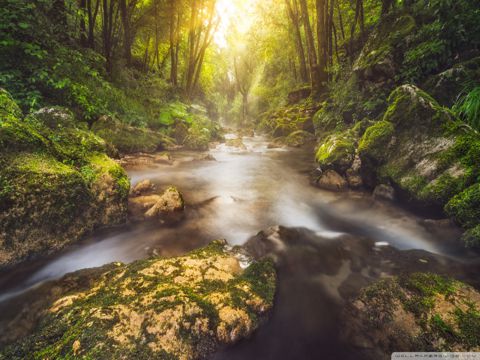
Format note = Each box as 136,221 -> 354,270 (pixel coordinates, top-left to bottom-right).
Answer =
358,120 -> 394,163
0,241 -> 277,360
343,273 -> 480,357
0,90 -> 130,267
316,131 -> 357,173
0,88 -> 22,119
354,14 -> 416,81
285,130 -> 315,148
357,85 -> 480,246
445,184 -> 480,247
92,115 -> 173,154
423,57 -> 480,107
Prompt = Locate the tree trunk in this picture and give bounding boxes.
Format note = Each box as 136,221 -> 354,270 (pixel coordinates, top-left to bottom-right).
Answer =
285,0 -> 308,83
119,0 -> 134,65
315,0 -> 328,88
299,0 -> 319,91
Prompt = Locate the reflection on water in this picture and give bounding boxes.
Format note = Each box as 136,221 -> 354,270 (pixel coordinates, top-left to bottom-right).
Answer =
0,135 -> 473,317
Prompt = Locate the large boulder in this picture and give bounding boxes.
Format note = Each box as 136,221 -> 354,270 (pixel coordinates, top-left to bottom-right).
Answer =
0,241 -> 276,360
0,89 -> 129,268
342,273 -> 480,358
358,85 -> 480,246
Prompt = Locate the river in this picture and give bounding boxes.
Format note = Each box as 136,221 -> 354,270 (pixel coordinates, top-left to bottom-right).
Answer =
0,134 -> 479,359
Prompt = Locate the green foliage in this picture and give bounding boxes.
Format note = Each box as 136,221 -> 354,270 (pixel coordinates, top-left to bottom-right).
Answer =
453,87 -> 480,131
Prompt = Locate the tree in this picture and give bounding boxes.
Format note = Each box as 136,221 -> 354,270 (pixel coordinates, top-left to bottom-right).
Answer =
185,0 -> 219,98
285,0 -> 309,83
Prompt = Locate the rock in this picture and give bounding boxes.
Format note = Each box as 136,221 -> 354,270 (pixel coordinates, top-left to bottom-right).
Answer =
424,57 -> 480,107
342,273 -> 480,358
358,85 -> 480,246
285,130 -> 315,147
373,184 -> 395,201
92,115 -> 174,155
0,241 -> 277,360
346,155 -> 364,189
131,179 -> 156,196
199,153 -> 216,161
354,14 -> 415,82
0,89 -> 129,268
268,137 -> 286,149
316,132 -> 357,173
154,152 -> 172,164
315,170 -> 348,192
144,186 -> 185,218
225,138 -> 247,150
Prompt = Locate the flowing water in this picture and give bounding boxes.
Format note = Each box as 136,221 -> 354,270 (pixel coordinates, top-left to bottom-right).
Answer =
0,134 -> 479,358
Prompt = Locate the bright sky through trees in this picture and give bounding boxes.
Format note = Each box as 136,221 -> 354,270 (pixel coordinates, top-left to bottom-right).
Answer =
214,0 -> 258,48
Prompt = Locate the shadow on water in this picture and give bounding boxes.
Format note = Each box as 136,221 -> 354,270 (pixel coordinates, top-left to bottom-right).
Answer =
0,135 -> 479,357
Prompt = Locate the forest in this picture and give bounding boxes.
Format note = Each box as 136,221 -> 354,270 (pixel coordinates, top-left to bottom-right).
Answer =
0,0 -> 480,359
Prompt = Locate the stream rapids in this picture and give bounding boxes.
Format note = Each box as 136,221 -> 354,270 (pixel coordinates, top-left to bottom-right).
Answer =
0,134 -> 479,359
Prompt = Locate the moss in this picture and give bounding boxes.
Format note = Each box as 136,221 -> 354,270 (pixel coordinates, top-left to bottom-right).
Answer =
383,85 -> 450,130
316,132 -> 356,172
285,130 -> 314,147
355,14 -> 415,71
0,241 -> 276,359
353,273 -> 480,353
85,153 -> 130,198
0,90 -> 129,267
461,225 -> 480,248
358,120 -> 394,162
445,184 -> 480,231
92,116 -> 172,154
0,88 -> 22,118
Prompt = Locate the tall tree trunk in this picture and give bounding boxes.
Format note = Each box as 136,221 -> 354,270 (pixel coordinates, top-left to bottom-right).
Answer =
169,0 -> 179,85
102,0 -> 116,74
299,0 -> 319,91
285,0 -> 308,83
186,0 -> 218,98
87,0 -> 100,49
119,0 -> 135,65
315,0 -> 328,88
79,0 -> 87,46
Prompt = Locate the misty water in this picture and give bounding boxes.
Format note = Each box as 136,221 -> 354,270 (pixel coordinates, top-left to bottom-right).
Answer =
1,134 -> 479,359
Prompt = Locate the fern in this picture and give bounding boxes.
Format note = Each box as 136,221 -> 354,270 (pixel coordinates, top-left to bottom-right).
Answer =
454,87 -> 480,131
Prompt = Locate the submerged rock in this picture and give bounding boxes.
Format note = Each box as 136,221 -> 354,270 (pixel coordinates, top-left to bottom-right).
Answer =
373,184 -> 396,201
342,273 -> 480,358
0,241 -> 277,360
225,138 -> 247,150
131,179 -> 156,196
315,170 -> 348,192
144,186 -> 185,218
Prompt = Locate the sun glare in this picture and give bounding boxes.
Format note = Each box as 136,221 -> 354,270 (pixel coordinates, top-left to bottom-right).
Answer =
214,0 -> 258,48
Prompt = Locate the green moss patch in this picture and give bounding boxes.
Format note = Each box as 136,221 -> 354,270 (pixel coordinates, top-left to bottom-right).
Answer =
0,241 -> 277,360
347,273 -> 480,354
